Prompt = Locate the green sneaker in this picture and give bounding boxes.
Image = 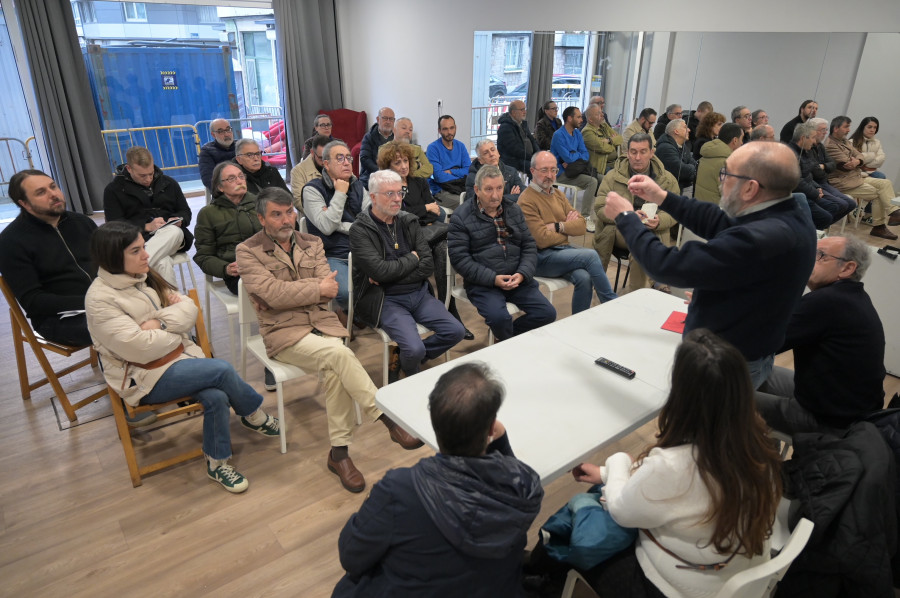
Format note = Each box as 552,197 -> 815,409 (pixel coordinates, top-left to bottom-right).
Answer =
240,414 -> 280,437
207,462 -> 249,493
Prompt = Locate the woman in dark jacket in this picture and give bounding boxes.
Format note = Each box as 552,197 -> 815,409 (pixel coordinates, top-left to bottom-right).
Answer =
534,100 -> 563,151
692,111 -> 725,161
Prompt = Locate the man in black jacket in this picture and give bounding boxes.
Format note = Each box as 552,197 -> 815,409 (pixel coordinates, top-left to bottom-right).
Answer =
779,99 -> 818,144
349,169 -> 464,383
198,118 -> 236,189
233,138 -> 288,195
756,236 -> 885,434
103,146 -> 191,287
0,170 -> 96,346
358,107 -> 395,187
496,100 -> 539,173
333,362 -> 543,597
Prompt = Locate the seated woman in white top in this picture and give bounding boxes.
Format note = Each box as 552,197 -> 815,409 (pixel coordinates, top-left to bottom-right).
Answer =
572,328 -> 783,598
851,116 -> 887,180
85,221 -> 279,493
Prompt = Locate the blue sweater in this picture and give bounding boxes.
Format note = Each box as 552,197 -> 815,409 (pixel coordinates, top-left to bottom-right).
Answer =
549,127 -> 589,168
427,139 -> 471,194
616,193 -> 816,361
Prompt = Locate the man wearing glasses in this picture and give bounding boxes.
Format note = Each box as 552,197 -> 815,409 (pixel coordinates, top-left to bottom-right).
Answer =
359,107 -> 396,187
233,138 -> 288,195
653,104 -> 683,141
302,140 -> 371,315
756,236 -> 885,435
199,118 -> 236,190
603,142 -> 816,388
350,170 -> 465,383
496,100 -> 539,173
731,106 -> 754,144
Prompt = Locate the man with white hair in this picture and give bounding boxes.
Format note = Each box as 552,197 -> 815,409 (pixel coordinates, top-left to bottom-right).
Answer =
198,118 -> 236,189
392,117 -> 433,178
350,170 -> 464,383
464,139 -> 524,202
654,118 -> 697,191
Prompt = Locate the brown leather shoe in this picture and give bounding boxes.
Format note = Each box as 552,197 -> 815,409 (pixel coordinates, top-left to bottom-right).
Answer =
389,424 -> 424,450
871,224 -> 898,240
888,212 -> 900,226
327,452 -> 365,493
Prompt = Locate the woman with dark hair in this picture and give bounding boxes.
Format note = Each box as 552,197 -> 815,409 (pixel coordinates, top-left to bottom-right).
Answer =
534,100 -> 563,151
692,111 -> 726,160
85,221 -> 279,493
376,142 -> 473,340
851,116 -> 886,179
302,114 -> 335,159
570,329 -> 783,597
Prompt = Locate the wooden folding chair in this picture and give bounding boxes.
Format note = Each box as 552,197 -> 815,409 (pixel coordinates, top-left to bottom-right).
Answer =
108,289 -> 211,487
0,275 -> 107,422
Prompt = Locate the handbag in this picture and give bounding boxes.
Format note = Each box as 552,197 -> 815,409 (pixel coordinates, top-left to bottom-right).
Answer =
541,484 -> 637,570
420,221 -> 448,246
564,159 -> 595,179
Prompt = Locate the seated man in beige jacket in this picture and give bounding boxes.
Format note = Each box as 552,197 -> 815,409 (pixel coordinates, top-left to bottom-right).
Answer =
593,133 -> 679,294
236,187 -> 423,494
288,134 -> 329,217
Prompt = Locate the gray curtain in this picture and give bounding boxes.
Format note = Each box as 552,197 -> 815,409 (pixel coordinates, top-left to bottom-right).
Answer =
272,0 -> 343,169
526,32 -> 556,126
14,0 -> 109,214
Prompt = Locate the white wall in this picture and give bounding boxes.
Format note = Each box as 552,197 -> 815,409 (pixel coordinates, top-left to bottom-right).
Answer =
336,0 -> 900,160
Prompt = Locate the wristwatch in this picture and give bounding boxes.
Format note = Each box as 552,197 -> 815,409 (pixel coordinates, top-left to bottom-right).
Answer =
554,222 -> 561,233
159,320 -> 168,331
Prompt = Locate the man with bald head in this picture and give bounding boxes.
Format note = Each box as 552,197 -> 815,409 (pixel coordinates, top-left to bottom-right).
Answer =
496,100 -> 539,173
392,117 -> 433,178
359,107 -> 396,186
580,96 -> 609,130
199,118 -> 236,189
603,142 -> 816,387
749,125 -> 775,142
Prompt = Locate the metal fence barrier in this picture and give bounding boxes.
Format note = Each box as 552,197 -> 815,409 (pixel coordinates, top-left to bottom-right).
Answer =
470,98 -> 579,148
100,125 -> 201,176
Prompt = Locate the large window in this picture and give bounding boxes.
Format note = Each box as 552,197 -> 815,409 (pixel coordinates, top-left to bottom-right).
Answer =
504,38 -> 525,71
122,2 -> 147,22
242,30 -> 278,110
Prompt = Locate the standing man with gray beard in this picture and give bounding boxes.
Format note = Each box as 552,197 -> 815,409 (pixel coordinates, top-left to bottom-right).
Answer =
603,143 -> 816,388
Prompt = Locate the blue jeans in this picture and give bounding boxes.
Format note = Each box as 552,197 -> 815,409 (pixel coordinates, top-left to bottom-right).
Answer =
746,354 -> 774,390
868,170 -> 886,179
141,358 -> 263,460
379,283 -> 465,374
327,256 -> 349,310
536,245 -> 617,313
465,279 -> 556,342
821,183 -> 857,218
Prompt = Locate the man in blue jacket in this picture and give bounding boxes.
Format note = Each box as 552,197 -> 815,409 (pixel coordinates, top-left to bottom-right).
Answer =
603,142 -> 816,388
550,106 -> 600,229
427,115 -> 471,209
449,165 -> 555,341
333,362 -> 543,597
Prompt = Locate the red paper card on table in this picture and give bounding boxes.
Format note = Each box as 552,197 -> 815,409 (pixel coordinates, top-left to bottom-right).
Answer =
661,311 -> 687,334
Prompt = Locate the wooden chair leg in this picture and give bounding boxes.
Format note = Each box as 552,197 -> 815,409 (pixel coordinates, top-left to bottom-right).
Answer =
11,313 -> 31,400
33,343 -> 78,422
109,392 -> 143,487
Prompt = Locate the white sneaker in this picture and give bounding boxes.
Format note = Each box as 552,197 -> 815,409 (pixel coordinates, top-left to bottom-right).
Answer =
585,217 -> 596,233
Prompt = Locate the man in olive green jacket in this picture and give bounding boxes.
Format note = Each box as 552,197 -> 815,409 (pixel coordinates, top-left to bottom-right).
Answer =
193,161 -> 262,294
593,133 -> 679,294
582,104 -> 622,175
694,123 -> 744,204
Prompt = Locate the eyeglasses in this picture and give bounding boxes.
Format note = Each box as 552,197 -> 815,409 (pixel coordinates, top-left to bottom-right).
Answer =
222,174 -> 246,184
670,111 -> 683,117
373,189 -> 407,200
546,106 -> 558,111
329,154 -> 353,164
317,122 -> 333,128
379,116 -> 396,122
719,168 -> 765,189
815,249 -> 848,263
213,126 -> 233,134
239,152 -> 262,159
534,167 -> 559,175
740,113 -> 752,120
314,152 -> 324,160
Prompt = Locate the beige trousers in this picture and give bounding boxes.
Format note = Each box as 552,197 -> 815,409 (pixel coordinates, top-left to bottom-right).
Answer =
275,333 -> 381,446
841,177 -> 898,226
145,225 -> 185,287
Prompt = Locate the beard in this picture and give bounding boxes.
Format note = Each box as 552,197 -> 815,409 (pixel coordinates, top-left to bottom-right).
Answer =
720,185 -> 742,218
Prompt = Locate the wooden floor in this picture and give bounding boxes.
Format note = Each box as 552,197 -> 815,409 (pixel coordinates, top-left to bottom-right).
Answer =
1,194 -> 898,597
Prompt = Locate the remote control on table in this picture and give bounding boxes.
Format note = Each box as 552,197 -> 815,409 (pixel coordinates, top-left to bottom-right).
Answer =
594,357 -> 636,379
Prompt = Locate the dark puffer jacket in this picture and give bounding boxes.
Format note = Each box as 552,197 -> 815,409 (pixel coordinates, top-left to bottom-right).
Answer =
464,159 -> 524,203
358,123 -> 393,186
655,133 -> 697,190
198,140 -> 236,189
192,192 -> 260,278
496,112 -> 539,172
103,164 -> 193,250
349,210 -> 433,327
448,196 -> 537,288
236,161 -> 288,195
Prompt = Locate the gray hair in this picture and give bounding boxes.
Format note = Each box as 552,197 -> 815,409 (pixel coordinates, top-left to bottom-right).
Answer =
807,117 -> 828,129
749,125 -> 774,141
731,106 -> 748,122
312,114 -> 331,128
323,139 -> 349,161
396,116 -> 412,126
665,104 -> 681,116
368,169 -> 402,194
475,139 -> 496,154
474,164 -> 503,189
209,118 -> 229,132
234,138 -> 259,154
627,132 -> 653,151
751,109 -> 767,126
840,236 -> 871,281
210,160 -> 240,197
665,119 -> 686,135
256,186 -> 293,217
792,122 -> 817,143
584,104 -> 601,120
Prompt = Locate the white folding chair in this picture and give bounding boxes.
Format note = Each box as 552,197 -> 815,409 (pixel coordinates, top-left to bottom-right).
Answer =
171,252 -> 198,293
534,276 -> 574,306
298,216 -> 308,234
204,274 -> 239,365
237,279 -> 309,454
347,253 -> 443,386
445,247 -> 518,346
554,182 -> 583,213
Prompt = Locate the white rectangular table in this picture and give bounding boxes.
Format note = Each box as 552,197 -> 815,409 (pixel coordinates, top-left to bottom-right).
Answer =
375,289 -> 686,484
